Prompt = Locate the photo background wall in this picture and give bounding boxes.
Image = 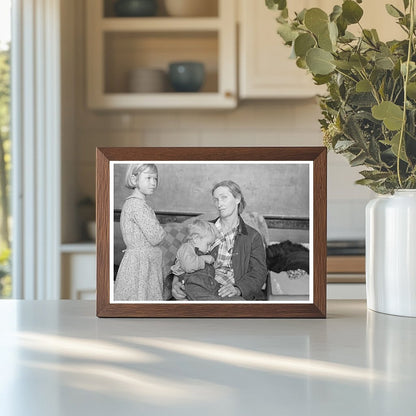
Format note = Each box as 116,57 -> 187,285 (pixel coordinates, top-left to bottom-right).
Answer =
113,163 -> 310,218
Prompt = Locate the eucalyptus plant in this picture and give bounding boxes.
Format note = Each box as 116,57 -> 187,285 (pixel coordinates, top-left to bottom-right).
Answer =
266,0 -> 416,193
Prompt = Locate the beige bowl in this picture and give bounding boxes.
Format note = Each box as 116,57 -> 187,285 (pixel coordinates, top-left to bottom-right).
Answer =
128,68 -> 167,93
164,0 -> 218,17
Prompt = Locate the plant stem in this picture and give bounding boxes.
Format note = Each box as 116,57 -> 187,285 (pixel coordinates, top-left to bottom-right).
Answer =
397,0 -> 415,188
334,68 -> 358,84
358,69 -> 381,104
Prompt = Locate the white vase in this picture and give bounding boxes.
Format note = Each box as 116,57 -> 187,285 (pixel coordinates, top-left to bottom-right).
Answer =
366,189 -> 416,317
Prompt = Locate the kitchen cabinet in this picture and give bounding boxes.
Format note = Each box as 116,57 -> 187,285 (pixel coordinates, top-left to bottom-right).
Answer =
238,0 -> 404,99
238,0 -> 326,99
61,244 -> 96,300
86,0 -> 237,109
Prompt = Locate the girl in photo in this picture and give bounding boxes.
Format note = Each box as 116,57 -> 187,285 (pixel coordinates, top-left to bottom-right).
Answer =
114,164 -> 166,301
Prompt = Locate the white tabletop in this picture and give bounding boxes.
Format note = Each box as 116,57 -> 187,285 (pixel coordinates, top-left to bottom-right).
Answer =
0,300 -> 415,416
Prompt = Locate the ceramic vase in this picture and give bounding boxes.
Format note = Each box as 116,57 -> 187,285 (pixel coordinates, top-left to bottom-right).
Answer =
114,0 -> 157,17
366,189 -> 416,317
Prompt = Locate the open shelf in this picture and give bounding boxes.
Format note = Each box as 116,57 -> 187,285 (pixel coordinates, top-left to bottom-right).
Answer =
103,0 -> 219,18
86,0 -> 236,109
104,31 -> 218,94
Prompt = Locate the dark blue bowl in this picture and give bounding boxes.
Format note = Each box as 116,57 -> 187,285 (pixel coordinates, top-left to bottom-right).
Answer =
114,0 -> 157,17
168,62 -> 205,92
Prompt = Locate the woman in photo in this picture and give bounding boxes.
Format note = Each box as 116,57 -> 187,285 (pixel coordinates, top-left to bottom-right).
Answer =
171,180 -> 268,301
114,163 -> 166,301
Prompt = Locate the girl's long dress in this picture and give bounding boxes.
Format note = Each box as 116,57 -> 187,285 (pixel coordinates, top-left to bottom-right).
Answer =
114,195 -> 166,301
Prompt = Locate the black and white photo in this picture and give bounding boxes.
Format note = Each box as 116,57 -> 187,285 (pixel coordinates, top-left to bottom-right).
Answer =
110,161 -> 312,303
96,147 -> 326,318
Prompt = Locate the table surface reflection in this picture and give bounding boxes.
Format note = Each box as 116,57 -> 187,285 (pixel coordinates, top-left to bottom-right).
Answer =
0,300 -> 415,416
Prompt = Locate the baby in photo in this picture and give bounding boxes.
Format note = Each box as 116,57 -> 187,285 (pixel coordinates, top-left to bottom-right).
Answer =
171,219 -> 242,301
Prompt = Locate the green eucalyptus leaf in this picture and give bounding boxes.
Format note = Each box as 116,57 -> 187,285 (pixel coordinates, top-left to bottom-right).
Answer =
277,23 -> 299,43
385,4 -> 404,18
318,27 -> 334,52
369,136 -> 382,163
390,132 -> 409,162
360,170 -> 391,180
334,140 -> 355,151
313,74 -> 332,85
363,29 -> 376,45
378,78 -> 386,100
296,8 -> 307,23
329,82 -> 341,101
401,61 -> 416,76
350,54 -> 368,70
375,55 -> 395,70
330,5 -> 342,21
356,79 -> 372,92
266,0 -> 287,11
370,67 -> 385,84
372,101 -> 404,131
339,31 -> 356,43
265,0 -> 276,10
407,82 -> 416,99
399,14 -> 411,29
336,15 -> 348,36
276,14 -> 288,24
281,7 -> 288,19
328,21 -> 338,44
342,0 -> 364,24
344,114 -> 367,147
294,33 -> 316,58
403,0 -> 409,10
278,0 -> 287,10
371,29 -> 380,42
296,57 -> 308,69
306,48 -> 336,75
356,178 -> 379,186
350,152 -> 368,167
333,60 -> 353,70
393,60 -> 402,79
304,8 -> 329,35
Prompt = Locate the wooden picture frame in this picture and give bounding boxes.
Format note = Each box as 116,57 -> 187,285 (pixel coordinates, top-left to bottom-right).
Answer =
96,147 -> 327,318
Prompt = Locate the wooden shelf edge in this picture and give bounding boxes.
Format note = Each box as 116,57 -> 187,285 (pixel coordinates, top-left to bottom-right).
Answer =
327,255 -> 365,274
101,17 -> 221,32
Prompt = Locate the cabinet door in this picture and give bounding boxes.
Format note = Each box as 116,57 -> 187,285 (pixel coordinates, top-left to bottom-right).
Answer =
239,0 -> 326,99
62,253 -> 96,300
239,0 -> 404,99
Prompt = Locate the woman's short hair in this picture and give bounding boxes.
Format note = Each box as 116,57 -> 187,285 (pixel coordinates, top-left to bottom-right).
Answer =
187,219 -> 218,242
211,180 -> 246,214
125,163 -> 158,189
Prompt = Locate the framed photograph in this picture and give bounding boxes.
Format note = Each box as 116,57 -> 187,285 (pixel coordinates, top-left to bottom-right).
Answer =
96,147 -> 327,318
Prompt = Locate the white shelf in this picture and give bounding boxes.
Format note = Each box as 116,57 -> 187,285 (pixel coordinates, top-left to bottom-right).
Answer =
101,17 -> 221,32
89,92 -> 236,110
61,242 -> 96,253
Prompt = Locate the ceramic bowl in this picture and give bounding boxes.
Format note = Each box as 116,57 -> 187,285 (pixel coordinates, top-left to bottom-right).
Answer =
164,0 -> 217,17
168,61 -> 205,92
114,0 -> 158,17
128,68 -> 167,93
